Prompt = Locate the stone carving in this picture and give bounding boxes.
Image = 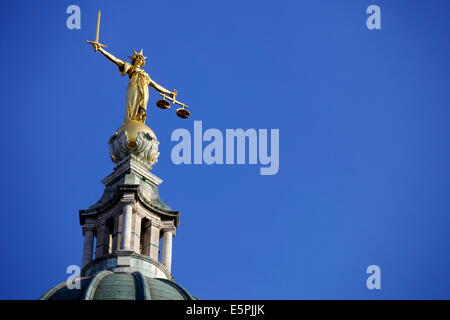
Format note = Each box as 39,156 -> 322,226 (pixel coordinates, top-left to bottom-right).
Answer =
109,130 -> 160,169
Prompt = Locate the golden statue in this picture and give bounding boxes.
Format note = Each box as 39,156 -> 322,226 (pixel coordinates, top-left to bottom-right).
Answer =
86,11 -> 190,168
95,45 -> 174,123
87,11 -> 189,125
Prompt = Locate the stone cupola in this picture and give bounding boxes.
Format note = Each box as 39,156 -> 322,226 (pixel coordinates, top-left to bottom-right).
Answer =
79,151 -> 180,279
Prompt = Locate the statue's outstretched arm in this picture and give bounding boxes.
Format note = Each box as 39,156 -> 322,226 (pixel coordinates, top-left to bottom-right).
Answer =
149,78 -> 174,96
96,46 -> 125,69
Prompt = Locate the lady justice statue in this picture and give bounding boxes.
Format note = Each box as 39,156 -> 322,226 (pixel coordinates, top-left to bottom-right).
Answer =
92,45 -> 176,124
87,11 -> 189,169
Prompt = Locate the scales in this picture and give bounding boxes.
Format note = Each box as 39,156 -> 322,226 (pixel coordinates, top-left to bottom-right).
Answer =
156,90 -> 190,119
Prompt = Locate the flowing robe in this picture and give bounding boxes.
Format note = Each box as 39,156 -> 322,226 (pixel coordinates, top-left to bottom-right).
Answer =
119,62 -> 151,123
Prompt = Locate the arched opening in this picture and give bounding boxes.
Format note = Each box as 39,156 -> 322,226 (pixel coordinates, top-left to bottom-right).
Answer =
140,218 -> 150,255
105,217 -> 114,254
93,232 -> 97,259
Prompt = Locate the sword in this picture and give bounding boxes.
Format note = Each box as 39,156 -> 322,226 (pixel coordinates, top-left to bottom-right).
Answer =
86,10 -> 107,51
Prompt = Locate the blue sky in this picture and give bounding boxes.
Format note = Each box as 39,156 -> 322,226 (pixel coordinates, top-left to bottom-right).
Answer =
1,0 -> 450,299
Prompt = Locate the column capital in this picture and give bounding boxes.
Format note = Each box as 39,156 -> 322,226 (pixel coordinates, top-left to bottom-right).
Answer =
121,192 -> 135,204
161,228 -> 176,237
96,220 -> 107,228
161,221 -> 176,237
82,226 -> 96,236
144,219 -> 162,229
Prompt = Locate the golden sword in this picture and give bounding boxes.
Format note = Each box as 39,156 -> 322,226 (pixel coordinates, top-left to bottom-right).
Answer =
86,10 -> 107,51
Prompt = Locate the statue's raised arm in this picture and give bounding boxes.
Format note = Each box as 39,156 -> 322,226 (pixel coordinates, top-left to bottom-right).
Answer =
93,44 -> 125,69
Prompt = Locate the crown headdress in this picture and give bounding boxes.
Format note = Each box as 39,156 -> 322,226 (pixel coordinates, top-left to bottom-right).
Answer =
128,49 -> 147,61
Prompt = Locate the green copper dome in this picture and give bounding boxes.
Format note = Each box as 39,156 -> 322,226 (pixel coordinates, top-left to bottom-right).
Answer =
40,271 -> 196,300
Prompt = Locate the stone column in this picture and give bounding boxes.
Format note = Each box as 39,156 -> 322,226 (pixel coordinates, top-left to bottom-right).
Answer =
82,228 -> 95,267
161,230 -> 174,273
120,204 -> 133,250
131,213 -> 142,253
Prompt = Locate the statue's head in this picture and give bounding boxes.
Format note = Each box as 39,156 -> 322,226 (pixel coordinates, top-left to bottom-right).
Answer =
128,49 -> 147,67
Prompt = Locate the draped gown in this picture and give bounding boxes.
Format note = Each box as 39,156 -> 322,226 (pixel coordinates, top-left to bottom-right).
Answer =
119,62 -> 151,123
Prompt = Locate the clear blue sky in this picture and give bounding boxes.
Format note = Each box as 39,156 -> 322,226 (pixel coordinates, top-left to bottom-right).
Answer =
1,0 -> 450,299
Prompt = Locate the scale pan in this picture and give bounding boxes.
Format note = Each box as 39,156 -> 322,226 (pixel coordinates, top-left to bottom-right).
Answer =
176,108 -> 190,119
156,99 -> 170,109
